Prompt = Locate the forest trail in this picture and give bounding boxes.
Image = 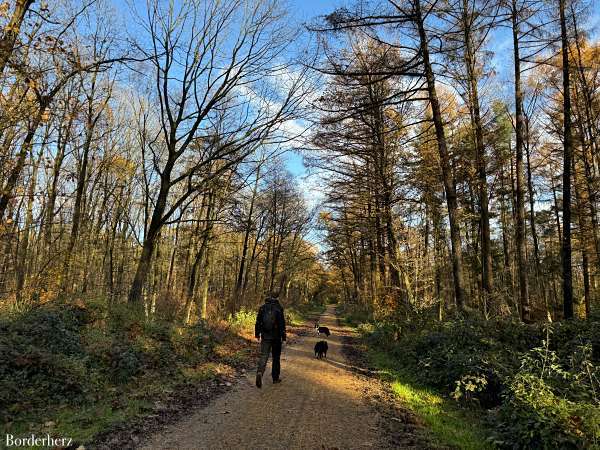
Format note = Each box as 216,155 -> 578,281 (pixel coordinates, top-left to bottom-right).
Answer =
139,305 -> 404,449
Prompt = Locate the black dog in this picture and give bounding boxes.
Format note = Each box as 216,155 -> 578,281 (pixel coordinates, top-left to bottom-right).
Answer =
314,323 -> 331,336
314,340 -> 328,359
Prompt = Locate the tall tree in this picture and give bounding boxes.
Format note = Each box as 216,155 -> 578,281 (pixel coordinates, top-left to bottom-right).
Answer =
508,0 -> 531,321
126,0 -> 308,306
559,0 -> 574,318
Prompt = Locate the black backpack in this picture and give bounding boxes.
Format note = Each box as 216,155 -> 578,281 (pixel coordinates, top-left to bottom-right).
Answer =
261,302 -> 279,332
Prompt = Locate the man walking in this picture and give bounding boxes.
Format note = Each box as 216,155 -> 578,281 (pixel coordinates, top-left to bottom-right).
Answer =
254,291 -> 286,388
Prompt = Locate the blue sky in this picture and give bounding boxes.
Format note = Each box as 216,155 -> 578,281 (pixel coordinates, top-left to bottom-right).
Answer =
288,0 -> 341,20
277,1 -> 341,199
284,0 -> 337,172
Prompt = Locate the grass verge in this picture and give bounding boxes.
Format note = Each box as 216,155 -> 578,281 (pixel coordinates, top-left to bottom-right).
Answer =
364,339 -> 493,449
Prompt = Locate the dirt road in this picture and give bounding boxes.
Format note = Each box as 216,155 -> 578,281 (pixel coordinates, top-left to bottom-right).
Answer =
139,305 -> 420,449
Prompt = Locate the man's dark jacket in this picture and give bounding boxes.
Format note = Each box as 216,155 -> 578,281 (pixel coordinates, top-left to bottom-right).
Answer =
255,298 -> 286,341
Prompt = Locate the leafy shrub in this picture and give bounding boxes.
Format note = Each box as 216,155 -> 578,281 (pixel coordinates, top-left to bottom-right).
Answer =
107,302 -> 142,333
366,318 -> 511,408
227,309 -> 257,332
0,300 -> 230,424
490,336 -> 600,449
353,309 -> 600,448
0,304 -> 91,420
177,321 -> 215,361
452,374 -> 489,403
286,300 -> 326,325
107,344 -> 146,383
338,302 -> 371,326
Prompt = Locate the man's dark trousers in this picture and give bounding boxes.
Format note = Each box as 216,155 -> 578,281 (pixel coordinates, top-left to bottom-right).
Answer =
257,338 -> 282,381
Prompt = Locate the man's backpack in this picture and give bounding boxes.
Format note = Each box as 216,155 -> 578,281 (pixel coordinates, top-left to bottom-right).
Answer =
261,302 -> 279,332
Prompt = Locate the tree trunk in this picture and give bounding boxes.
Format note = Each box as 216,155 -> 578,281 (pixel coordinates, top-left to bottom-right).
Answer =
43,119 -> 71,249
199,248 -> 213,320
461,0 -> 493,312
573,149 -> 591,318
0,0 -> 35,75
0,113 -> 42,221
166,222 -> 180,290
510,0 -> 530,321
234,167 -> 260,306
560,0 -> 573,319
62,117 -> 95,290
128,173 -> 171,306
15,149 -> 40,303
415,0 -> 465,309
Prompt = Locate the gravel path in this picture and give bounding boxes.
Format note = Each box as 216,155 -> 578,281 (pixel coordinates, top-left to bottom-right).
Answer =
139,305 -> 420,450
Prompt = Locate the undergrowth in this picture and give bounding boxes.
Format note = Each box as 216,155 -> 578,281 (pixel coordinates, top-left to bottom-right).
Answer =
0,297 -> 324,446
347,304 -> 600,449
0,299 -> 255,446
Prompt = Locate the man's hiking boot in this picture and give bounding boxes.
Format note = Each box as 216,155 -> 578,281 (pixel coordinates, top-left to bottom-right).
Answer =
272,378 -> 282,384
256,373 -> 262,388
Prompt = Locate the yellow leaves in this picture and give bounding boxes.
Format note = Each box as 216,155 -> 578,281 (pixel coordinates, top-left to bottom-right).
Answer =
38,289 -> 58,305
25,88 -> 36,103
319,211 -> 332,222
528,37 -> 600,117
579,42 -> 600,68
0,2 -> 9,19
107,155 -> 136,179
568,415 -> 585,437
104,105 -> 114,123
385,107 -> 408,141
438,87 -> 463,121
0,218 -> 14,235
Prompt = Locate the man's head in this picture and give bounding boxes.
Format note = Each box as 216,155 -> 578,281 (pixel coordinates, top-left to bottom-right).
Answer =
266,290 -> 280,301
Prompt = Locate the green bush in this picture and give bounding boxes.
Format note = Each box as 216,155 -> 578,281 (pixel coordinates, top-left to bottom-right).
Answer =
493,340 -> 600,449
0,304 -> 91,420
0,301 -> 228,425
366,318 -> 516,408
106,344 -> 146,383
172,321 -> 214,363
338,302 -> 371,325
354,310 -> 600,448
0,298 -> 263,446
287,300 -> 326,324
